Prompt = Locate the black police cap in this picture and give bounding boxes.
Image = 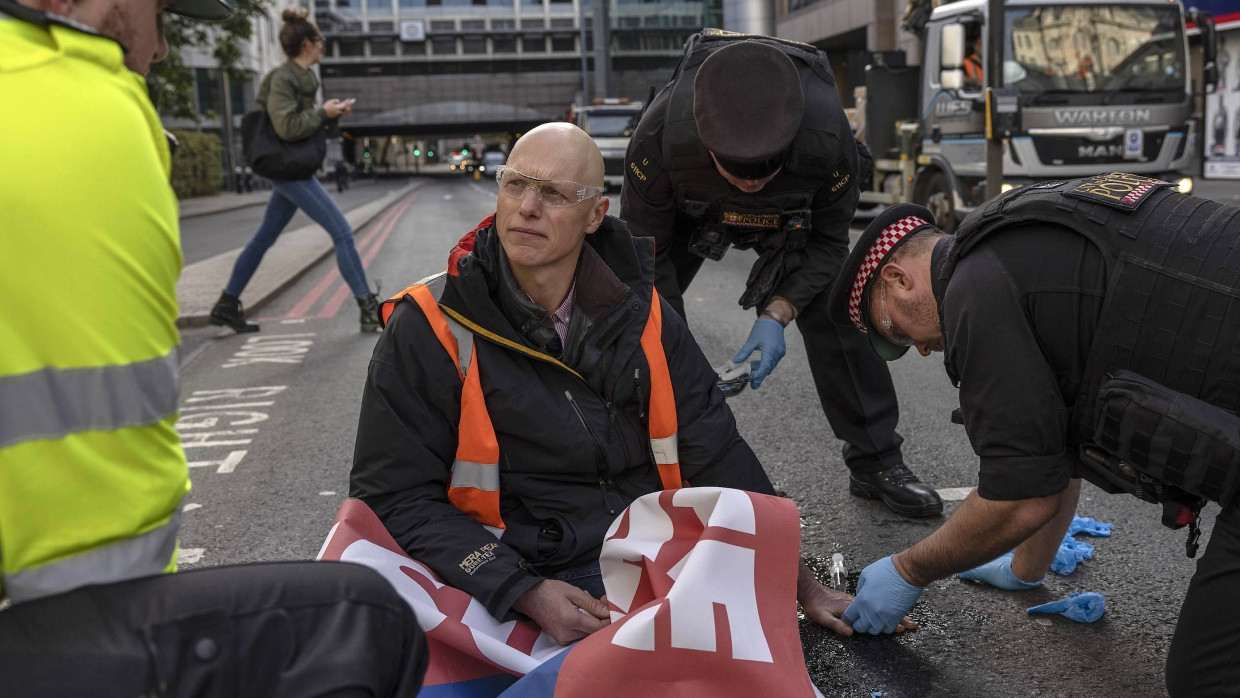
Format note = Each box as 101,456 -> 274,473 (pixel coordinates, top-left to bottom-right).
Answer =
827,203 -> 939,361
693,41 -> 804,168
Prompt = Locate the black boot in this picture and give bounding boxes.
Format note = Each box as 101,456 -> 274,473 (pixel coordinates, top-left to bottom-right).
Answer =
209,292 -> 259,333
849,463 -> 943,517
357,293 -> 382,333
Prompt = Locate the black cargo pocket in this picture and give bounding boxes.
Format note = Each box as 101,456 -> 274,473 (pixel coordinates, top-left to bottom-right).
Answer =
144,611 -> 233,698
1094,369 -> 1240,507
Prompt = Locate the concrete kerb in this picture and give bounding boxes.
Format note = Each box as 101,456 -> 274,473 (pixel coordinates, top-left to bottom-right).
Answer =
176,181 -> 423,328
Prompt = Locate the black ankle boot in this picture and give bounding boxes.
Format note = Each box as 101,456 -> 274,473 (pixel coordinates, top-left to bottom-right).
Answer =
209,292 -> 259,333
357,293 -> 382,333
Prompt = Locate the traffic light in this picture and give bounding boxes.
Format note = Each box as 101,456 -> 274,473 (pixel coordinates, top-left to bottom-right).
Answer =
413,149 -> 421,156
462,148 -> 469,155
363,150 -> 371,159
427,150 -> 434,157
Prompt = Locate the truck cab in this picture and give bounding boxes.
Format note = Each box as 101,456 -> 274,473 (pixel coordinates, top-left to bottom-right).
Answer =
865,0 -> 1202,231
569,98 -> 644,190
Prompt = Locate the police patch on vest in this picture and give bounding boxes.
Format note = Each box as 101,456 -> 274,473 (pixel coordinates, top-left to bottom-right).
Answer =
1065,173 -> 1171,210
721,210 -> 781,229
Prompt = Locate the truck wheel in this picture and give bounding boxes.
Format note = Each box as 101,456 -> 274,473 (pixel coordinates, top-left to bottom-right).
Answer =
920,172 -> 956,234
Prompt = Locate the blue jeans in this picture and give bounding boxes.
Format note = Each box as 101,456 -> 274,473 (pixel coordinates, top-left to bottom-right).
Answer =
225,177 -> 370,298
548,561 -> 606,599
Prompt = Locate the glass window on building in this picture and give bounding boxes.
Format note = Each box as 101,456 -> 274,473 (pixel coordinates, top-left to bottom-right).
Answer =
493,35 -> 517,53
520,17 -> 544,28
520,0 -> 542,7
366,0 -> 390,11
194,67 -> 219,116
431,36 -> 457,54
549,17 -> 574,27
461,19 -> 486,29
337,38 -> 364,56
551,34 -> 574,51
397,0 -> 425,7
402,39 -> 427,54
371,37 -> 396,55
492,18 -> 515,29
370,20 -> 394,31
430,19 -> 455,30
462,35 -> 487,53
521,35 -> 545,52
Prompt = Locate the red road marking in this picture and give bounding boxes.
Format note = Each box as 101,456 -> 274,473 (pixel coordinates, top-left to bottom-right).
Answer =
277,191 -> 415,320
317,194 -> 416,317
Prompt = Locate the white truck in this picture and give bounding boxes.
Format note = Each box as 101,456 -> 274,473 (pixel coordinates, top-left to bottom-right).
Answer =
568,98 -> 645,190
859,0 -> 1218,231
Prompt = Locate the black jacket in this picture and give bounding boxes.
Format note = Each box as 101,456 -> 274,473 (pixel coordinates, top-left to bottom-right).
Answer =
350,215 -> 775,620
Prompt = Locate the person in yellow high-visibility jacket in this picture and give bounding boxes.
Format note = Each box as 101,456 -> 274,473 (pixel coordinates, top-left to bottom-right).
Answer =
0,0 -> 426,693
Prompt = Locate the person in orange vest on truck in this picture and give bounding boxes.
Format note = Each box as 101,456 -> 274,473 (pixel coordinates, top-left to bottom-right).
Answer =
349,122 -> 915,645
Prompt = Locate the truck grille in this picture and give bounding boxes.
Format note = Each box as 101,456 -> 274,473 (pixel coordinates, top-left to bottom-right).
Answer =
604,156 -> 626,178
1031,132 -> 1167,166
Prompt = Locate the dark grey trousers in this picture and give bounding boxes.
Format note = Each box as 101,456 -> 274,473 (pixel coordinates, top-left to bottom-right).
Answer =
0,561 -> 427,697
1167,503 -> 1240,697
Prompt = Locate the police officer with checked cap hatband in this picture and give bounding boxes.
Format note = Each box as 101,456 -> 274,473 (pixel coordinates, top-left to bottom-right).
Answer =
826,174 -> 1240,696
621,31 -> 943,518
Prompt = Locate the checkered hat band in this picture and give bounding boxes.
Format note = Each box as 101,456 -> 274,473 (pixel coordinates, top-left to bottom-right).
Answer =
846,216 -> 928,330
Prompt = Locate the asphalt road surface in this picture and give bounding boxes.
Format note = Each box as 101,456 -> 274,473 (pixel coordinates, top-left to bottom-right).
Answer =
176,177 -> 1215,697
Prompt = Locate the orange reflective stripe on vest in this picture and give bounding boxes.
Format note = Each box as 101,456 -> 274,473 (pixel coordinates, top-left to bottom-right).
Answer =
386,278 -> 504,529
385,280 -> 682,530
640,289 -> 683,489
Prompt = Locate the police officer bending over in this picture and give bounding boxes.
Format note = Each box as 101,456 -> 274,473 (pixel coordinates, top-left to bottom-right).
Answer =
827,173 -> 1240,697
622,31 -> 943,518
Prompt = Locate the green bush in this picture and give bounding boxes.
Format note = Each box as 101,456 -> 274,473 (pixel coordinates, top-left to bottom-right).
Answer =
169,130 -> 223,199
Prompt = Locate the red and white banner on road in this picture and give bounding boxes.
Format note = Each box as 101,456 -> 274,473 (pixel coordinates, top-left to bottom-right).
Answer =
318,488 -> 823,697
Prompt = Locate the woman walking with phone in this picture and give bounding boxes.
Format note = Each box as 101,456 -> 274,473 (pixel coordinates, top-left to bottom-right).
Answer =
211,7 -> 381,333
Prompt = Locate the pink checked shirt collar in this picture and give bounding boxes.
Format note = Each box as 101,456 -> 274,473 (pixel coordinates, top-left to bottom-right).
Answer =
549,281 -> 576,348
846,216 -> 929,331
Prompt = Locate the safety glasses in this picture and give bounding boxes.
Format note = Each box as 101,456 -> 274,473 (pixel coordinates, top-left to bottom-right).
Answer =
495,165 -> 604,208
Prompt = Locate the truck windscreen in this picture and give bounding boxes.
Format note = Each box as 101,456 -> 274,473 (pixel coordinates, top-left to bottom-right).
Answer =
583,113 -> 641,137
1004,5 -> 1185,94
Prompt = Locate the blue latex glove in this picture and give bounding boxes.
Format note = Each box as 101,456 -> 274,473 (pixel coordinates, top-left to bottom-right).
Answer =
956,551 -> 1044,590
1067,515 -> 1113,537
1026,591 -> 1106,623
842,556 -> 924,634
1050,534 -> 1095,576
732,317 -> 786,389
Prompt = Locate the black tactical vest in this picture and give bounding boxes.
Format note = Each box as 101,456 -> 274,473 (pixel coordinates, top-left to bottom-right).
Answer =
656,31 -> 854,250
947,173 -> 1240,509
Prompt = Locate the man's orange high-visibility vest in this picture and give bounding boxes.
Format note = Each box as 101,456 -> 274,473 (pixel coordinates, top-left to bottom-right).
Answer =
381,272 -> 683,530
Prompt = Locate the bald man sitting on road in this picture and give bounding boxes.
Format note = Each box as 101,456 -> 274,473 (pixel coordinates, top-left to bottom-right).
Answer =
349,123 -> 907,643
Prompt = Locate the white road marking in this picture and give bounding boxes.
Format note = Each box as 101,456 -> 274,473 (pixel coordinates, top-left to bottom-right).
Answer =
178,548 -> 205,565
936,487 -> 975,501
183,503 -> 202,512
319,491 -> 337,496
281,318 -> 307,324
186,450 -> 247,474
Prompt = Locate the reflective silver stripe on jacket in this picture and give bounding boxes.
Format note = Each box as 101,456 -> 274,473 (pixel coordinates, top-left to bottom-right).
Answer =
651,433 -> 679,465
0,350 -> 180,450
3,510 -> 181,603
450,458 -> 500,491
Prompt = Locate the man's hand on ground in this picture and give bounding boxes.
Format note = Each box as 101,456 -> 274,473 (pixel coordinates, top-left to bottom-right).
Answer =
841,556 -> 924,634
798,560 -> 916,636
513,579 -> 610,645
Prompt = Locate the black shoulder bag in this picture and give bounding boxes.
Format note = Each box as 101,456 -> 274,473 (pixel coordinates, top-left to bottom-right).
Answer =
240,109 -> 327,181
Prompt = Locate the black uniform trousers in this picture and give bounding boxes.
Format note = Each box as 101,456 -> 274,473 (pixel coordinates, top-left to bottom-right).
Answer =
1166,503 -> 1240,697
659,232 -> 904,474
0,561 -> 428,698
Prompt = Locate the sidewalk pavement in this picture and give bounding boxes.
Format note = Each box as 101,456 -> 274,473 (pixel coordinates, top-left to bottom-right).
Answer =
176,180 -> 424,328
178,188 -> 272,219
